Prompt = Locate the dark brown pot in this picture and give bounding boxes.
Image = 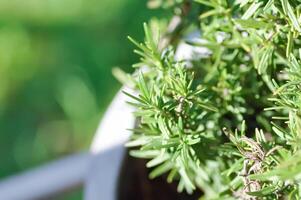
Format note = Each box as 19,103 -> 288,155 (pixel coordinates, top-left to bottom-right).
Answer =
117,150 -> 202,200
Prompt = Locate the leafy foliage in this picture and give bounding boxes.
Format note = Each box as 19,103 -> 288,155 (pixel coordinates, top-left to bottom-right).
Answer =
124,0 -> 301,199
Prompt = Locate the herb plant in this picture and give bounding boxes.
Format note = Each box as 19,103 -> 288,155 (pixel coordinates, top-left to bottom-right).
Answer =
122,0 -> 301,199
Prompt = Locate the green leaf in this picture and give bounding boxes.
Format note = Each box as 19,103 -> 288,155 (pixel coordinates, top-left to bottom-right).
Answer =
125,136 -> 150,147
197,100 -> 218,112
123,90 -> 147,104
236,0 -> 250,8
257,45 -> 273,75
246,185 -> 278,197
147,152 -> 170,167
138,72 -> 151,101
158,117 -> 171,137
142,138 -> 180,150
242,2 -> 263,20
235,19 -> 271,29
143,22 -> 157,51
223,158 -> 244,176
149,161 -> 174,179
286,30 -> 294,58
178,167 -> 195,194
129,150 -> 160,159
263,0 -> 274,12
281,0 -> 301,32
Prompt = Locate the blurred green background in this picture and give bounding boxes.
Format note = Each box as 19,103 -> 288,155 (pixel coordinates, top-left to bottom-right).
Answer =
0,0 -> 164,198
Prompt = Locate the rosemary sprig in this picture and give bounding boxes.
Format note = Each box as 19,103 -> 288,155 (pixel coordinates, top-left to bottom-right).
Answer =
123,0 -> 301,199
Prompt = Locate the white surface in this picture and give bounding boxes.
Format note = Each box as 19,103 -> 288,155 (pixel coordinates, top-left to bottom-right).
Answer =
90,87 -> 135,153
0,152 -> 90,200
85,87 -> 135,200
175,31 -> 211,62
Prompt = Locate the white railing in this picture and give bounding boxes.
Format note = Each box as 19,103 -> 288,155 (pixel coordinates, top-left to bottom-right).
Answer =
0,153 -> 90,200
0,87 -> 135,200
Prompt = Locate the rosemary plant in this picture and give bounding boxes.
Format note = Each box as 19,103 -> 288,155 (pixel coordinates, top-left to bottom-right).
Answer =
122,0 -> 301,199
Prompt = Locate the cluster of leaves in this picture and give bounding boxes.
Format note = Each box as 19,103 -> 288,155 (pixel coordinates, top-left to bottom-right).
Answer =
123,0 -> 301,199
